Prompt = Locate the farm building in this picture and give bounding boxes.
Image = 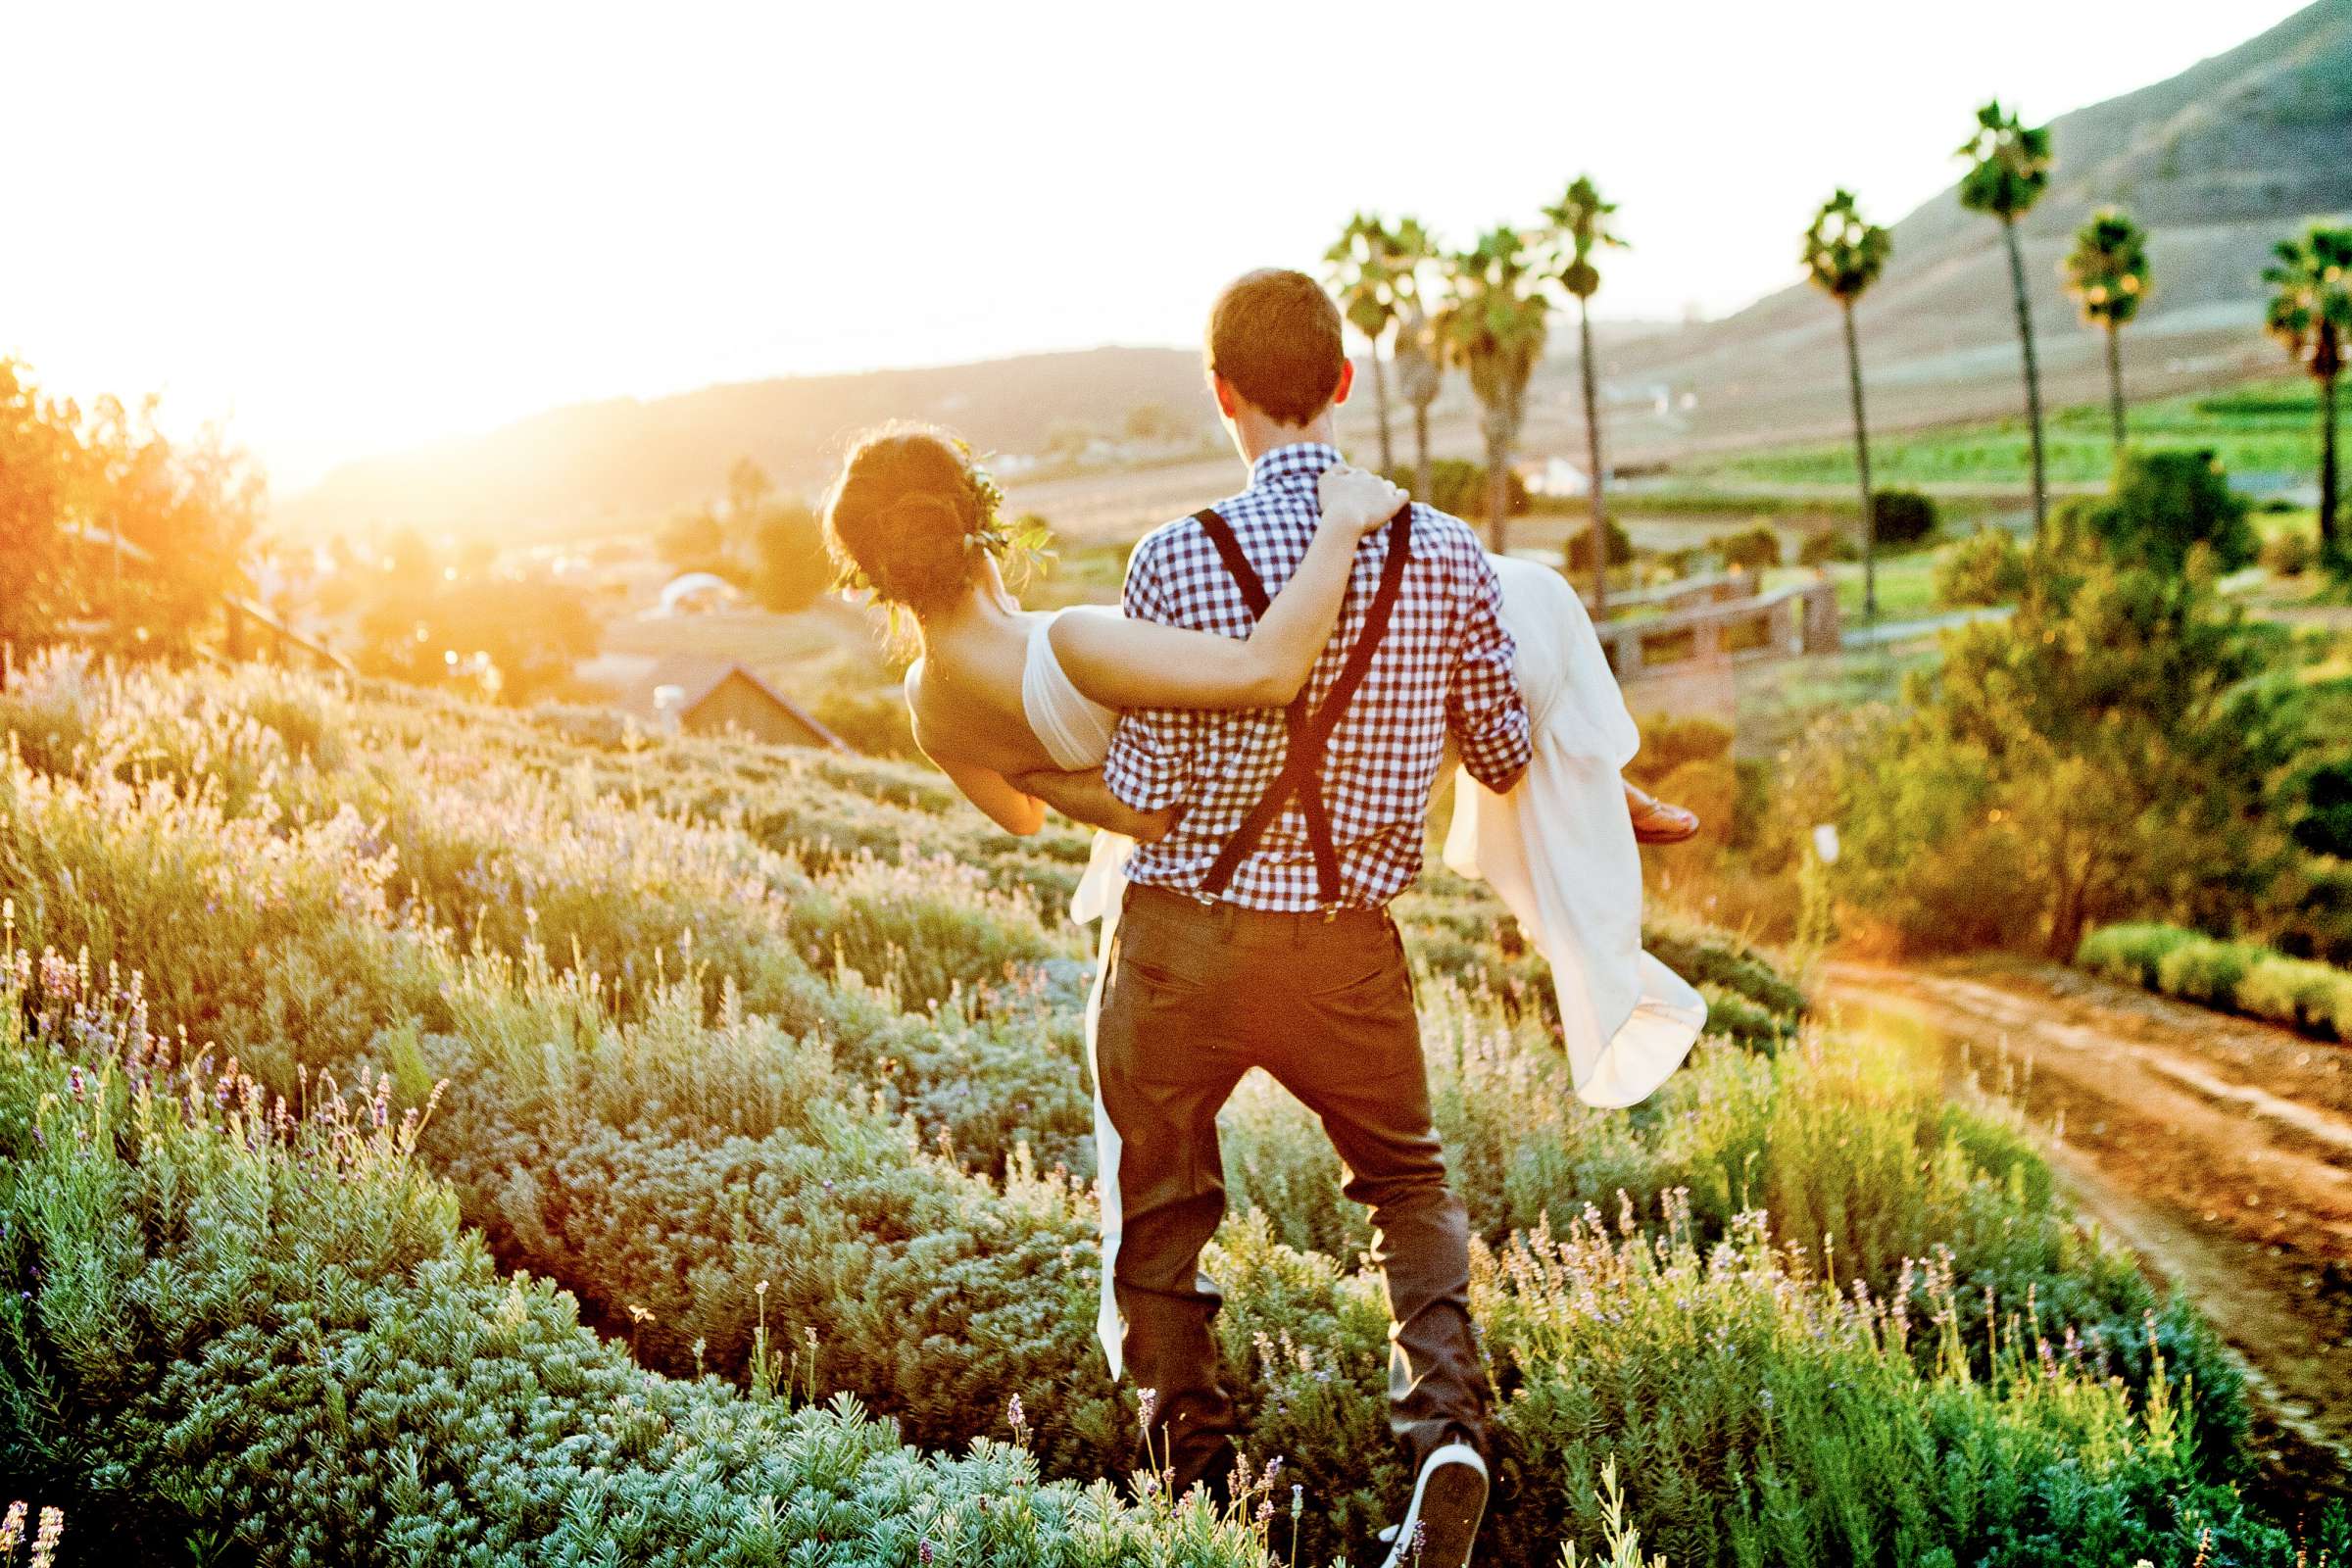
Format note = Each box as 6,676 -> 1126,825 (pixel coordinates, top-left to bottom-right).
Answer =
585,654 -> 848,751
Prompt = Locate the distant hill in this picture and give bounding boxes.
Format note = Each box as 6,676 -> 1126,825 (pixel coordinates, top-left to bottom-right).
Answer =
279,1 -> 2352,537
272,346 -> 1211,540
1586,0 -> 2352,465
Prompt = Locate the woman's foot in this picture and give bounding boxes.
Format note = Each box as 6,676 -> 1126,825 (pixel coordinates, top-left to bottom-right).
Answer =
1626,780 -> 1700,845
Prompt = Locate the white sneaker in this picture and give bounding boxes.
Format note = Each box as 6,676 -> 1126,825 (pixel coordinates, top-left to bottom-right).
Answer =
1374,1442 -> 1489,1567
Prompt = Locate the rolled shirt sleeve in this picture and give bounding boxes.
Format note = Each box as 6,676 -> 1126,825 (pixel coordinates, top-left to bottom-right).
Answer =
1102,531 -> 1196,812
1446,551 -> 1534,792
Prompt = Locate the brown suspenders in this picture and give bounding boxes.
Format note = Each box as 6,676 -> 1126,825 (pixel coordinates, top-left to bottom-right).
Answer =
1189,502 -> 1415,905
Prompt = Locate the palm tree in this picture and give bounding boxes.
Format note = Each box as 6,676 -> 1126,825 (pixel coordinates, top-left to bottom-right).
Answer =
1325,213 -> 1401,474
1541,174 -> 1628,612
1802,190 -> 1893,624
2264,224 -> 2352,563
1958,100 -> 2055,536
2062,210 -> 2152,452
1386,217 -> 1446,503
1438,227 -> 1548,553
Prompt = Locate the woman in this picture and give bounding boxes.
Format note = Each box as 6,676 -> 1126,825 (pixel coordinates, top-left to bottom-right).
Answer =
824,422 -> 1706,1374
823,423 -> 1412,838
821,423 -> 1699,845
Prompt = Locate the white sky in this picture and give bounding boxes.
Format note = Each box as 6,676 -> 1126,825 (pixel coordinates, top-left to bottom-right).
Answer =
5,0 -> 2313,489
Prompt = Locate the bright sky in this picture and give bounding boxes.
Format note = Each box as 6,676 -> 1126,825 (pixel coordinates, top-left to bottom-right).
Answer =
6,0 -> 2313,490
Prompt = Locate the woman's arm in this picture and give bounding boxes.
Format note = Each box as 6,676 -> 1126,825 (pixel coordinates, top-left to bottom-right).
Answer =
932,753 -> 1047,836
1049,465 -> 1405,710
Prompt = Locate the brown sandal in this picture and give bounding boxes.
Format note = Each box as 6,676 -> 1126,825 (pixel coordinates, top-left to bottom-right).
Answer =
1626,782 -> 1700,845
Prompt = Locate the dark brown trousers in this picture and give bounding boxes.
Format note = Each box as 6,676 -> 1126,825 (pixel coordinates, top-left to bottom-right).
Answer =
1096,883 -> 1488,1494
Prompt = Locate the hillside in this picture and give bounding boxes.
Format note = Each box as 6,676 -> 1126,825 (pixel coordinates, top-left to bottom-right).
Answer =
0,655 -> 2319,1563
271,2 -> 2352,540
272,345 -> 1209,540
1591,0 -> 2352,466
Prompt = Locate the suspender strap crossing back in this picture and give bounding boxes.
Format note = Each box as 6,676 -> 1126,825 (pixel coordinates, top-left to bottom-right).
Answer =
1190,502 -> 1414,903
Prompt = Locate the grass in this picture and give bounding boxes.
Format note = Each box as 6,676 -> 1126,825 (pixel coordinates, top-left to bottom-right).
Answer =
1690,378 -> 2346,492
0,654 -> 2332,1565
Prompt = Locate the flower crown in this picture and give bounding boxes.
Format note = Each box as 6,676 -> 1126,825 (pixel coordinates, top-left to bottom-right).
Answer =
834,437 -> 1054,602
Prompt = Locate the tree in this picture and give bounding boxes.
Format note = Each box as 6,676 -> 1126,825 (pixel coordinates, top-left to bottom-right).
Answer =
657,510 -> 728,575
0,359 -> 86,660
1438,227 -> 1548,553
2263,224 -> 2351,563
1833,526 -> 2298,957
725,458 -> 775,534
2061,449 -> 2254,577
1325,213 -> 1402,473
2062,210 -> 2152,452
1123,402 -> 1189,444
1802,190 -> 1893,623
1958,100 -> 2055,537
1386,217 -> 1446,504
753,502 -> 831,613
1541,175 -> 1628,612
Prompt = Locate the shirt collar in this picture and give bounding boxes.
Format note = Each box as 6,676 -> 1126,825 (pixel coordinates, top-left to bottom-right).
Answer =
1249,441 -> 1344,492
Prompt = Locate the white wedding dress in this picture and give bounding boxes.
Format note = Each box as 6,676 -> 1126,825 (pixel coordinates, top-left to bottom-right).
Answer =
1019,567 -> 1706,1377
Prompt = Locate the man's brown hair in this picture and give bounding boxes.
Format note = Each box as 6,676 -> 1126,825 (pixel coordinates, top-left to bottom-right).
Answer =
1204,269 -> 1347,426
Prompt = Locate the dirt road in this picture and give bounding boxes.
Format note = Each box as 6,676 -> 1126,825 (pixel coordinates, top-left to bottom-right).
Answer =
1823,959 -> 2352,1500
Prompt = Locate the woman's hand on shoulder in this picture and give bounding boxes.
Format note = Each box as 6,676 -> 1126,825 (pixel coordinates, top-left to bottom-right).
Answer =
1316,464 -> 1408,540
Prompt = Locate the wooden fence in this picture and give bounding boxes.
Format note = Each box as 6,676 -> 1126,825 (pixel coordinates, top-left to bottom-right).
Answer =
1592,578 -> 1841,677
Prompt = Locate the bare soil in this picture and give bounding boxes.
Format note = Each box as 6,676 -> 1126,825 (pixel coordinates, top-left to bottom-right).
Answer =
1823,958 -> 2352,1502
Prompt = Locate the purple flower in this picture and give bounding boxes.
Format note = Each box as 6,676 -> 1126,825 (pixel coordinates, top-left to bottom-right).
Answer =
918,1541 -> 933,1566
1137,1387 -> 1157,1430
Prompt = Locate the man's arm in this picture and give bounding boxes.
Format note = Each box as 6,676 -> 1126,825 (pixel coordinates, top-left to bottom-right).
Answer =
1446,551 -> 1533,795
1006,766 -> 1179,842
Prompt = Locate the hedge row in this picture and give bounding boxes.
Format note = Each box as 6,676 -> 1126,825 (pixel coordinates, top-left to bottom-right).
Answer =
2078,921 -> 2352,1040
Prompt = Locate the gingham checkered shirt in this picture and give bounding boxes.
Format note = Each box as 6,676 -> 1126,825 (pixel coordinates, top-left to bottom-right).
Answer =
1104,442 -> 1532,911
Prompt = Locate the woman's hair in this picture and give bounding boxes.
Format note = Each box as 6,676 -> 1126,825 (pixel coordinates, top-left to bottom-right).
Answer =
822,424 -> 989,616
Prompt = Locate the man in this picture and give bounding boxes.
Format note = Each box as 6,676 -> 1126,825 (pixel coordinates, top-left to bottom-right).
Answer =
1090,268 -> 1530,1567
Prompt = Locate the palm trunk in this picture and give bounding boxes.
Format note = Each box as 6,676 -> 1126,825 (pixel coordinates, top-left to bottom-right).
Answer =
1413,402 -> 1432,506
2104,320 -> 2127,453
1841,298 -> 1878,625
1486,428 -> 1510,555
2002,215 -> 2049,537
1579,296 -> 1608,613
2323,369 -> 2341,564
1369,346 -> 1394,475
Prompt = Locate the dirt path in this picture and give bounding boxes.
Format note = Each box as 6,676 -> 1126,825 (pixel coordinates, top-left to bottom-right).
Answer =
1822,959 -> 2352,1500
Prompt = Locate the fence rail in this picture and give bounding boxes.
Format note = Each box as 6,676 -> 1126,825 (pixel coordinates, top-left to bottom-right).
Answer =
1593,578 -> 1841,676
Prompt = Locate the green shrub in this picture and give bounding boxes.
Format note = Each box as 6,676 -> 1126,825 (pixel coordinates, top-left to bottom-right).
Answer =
1565,515 -> 1638,571
0,953 -> 1267,1568
2236,955 -> 2348,1037
2076,922 -> 2197,990
1936,525 -> 2030,608
1715,524 -> 1781,572
2080,920 -> 2352,1045
1799,529 -> 1858,566
1384,457 -> 1528,518
2075,449 -> 2257,576
2153,937 -> 2262,1011
2261,528 -> 2316,578
1872,489 -> 1938,548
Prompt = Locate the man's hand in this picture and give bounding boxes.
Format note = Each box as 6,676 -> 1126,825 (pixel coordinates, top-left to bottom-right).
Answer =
1007,766 -> 1180,842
